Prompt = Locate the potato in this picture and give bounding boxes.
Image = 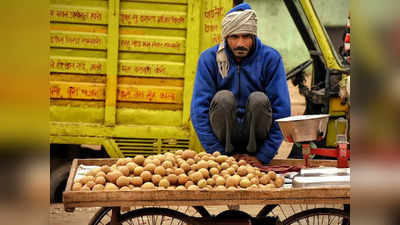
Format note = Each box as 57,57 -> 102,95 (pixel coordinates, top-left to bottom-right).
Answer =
216,185 -> 226,190
216,155 -> 228,164
106,171 -> 122,183
134,155 -> 145,165
72,182 -> 82,191
246,173 -> 255,180
101,165 -> 112,174
239,178 -> 251,188
265,183 -> 276,189
215,176 -> 225,186
120,186 -> 130,191
117,158 -> 130,166
118,166 -> 130,176
212,151 -> 221,157
178,174 -> 189,185
92,184 -> 105,191
260,174 -> 271,185
133,166 -> 144,176
237,166 -> 248,177
86,180 -> 96,189
86,168 -> 101,177
209,167 -> 219,176
154,166 -> 165,176
188,185 -> 199,190
208,160 -> 218,169
250,177 -> 259,185
175,150 -> 183,155
95,171 -> 106,178
126,162 -> 138,173
81,185 -> 91,191
267,171 -> 277,180
140,171 -> 152,182
174,168 -> 185,175
182,150 -> 196,160
167,174 -> 178,185
152,158 -> 161,166
131,176 -> 143,186
197,179 -> 207,188
238,160 -> 247,166
186,158 -> 195,166
162,160 -> 173,169
180,162 -> 190,172
176,185 -> 185,190
225,176 -> 237,187
104,183 -> 119,191
198,168 -> 209,179
226,167 -> 235,175
197,160 -> 208,169
79,176 -> 90,185
190,171 -> 203,183
221,162 -> 229,170
206,178 -> 215,186
141,182 -> 155,189
144,163 -> 156,173
116,176 -> 130,187
159,178 -> 170,188
166,168 -> 175,176
185,181 -> 194,189
274,176 -> 284,188
151,174 -> 162,185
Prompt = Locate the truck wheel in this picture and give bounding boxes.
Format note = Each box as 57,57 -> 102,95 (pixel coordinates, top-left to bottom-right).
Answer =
50,162 -> 71,203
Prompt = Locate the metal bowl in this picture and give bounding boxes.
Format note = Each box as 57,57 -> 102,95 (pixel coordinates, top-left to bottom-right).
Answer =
276,114 -> 329,143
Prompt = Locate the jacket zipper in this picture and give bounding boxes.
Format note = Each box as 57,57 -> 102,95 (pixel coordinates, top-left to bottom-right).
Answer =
237,64 -> 240,107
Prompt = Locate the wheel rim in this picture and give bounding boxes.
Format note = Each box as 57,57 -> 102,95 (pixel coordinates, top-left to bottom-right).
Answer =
119,207 -> 194,225
282,208 -> 349,225
89,207 -> 201,225
258,204 -> 345,222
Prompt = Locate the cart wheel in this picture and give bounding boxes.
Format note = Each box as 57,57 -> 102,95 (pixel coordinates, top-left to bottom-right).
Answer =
281,208 -> 349,225
257,204 -> 346,222
118,207 -> 195,225
89,206 -> 208,225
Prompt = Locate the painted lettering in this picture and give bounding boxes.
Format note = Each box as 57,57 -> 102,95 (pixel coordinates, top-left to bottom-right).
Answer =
204,7 -> 224,19
49,86 -> 61,97
205,24 -> 218,33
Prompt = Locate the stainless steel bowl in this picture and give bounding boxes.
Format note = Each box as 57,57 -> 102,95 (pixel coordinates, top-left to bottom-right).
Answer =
276,114 -> 329,143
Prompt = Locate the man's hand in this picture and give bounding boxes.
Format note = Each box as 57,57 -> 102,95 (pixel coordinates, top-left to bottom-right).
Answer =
233,154 -> 264,167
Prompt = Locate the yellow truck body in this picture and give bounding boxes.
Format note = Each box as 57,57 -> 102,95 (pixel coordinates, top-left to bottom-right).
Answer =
49,0 -> 234,157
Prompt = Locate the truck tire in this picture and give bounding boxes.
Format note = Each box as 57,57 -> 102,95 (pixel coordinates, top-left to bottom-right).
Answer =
50,162 -> 71,203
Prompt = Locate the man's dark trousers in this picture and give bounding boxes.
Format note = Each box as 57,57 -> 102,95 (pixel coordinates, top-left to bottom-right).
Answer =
209,90 -> 273,155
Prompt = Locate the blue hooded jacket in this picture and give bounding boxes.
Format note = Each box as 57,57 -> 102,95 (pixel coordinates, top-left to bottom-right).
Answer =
190,4 -> 291,164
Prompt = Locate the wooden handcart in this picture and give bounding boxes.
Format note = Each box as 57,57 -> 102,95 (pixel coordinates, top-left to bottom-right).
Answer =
64,159 -> 350,225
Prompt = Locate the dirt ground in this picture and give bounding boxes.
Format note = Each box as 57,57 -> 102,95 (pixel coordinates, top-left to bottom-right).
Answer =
49,84 -> 306,225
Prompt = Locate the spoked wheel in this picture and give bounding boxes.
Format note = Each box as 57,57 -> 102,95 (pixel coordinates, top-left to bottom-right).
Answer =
257,204 -> 346,223
281,208 -> 349,225
89,206 -> 208,225
118,207 -> 194,225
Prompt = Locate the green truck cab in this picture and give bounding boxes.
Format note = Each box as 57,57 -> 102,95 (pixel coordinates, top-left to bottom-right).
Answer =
50,0 -> 349,201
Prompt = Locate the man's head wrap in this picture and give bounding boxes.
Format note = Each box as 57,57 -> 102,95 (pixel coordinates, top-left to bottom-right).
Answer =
217,3 -> 257,78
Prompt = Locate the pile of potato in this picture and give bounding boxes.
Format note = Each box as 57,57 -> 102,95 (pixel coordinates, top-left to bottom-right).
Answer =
72,150 -> 284,191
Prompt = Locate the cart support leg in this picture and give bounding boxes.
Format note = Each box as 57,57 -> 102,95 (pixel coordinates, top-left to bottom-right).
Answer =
110,207 -> 122,225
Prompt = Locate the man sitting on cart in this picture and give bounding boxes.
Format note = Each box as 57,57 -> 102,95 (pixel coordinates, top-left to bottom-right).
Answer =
191,3 -> 291,166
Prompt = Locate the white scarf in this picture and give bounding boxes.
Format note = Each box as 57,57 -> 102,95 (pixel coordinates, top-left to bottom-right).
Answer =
217,9 -> 257,78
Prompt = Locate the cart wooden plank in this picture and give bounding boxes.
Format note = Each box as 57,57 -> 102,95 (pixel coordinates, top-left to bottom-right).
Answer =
64,159 -> 350,209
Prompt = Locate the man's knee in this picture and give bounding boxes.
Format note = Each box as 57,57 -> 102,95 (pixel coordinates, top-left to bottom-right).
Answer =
211,90 -> 236,110
247,91 -> 270,110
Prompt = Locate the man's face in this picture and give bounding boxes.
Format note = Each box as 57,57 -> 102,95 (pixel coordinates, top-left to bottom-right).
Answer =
227,33 -> 253,58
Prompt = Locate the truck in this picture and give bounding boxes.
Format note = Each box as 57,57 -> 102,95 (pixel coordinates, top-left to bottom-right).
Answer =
50,0 -> 350,202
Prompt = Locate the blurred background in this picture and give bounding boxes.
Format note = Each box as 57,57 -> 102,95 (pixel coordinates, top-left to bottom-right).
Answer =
0,0 -> 399,224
